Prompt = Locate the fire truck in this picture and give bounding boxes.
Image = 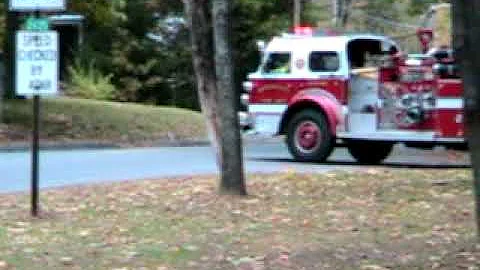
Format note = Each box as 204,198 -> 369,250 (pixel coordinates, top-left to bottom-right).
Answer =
241,27 -> 465,164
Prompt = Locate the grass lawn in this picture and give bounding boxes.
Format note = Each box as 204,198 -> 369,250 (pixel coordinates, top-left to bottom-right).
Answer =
0,169 -> 478,269
0,98 -> 206,146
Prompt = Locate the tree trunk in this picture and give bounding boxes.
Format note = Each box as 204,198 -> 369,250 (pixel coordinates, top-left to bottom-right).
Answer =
340,0 -> 352,27
332,0 -> 342,27
452,0 -> 480,238
212,0 -> 246,195
183,0 -> 220,157
183,0 -> 246,195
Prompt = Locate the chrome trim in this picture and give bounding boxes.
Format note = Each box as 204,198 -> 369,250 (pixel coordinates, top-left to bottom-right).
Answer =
249,104 -> 288,114
436,98 -> 463,109
337,130 -> 466,143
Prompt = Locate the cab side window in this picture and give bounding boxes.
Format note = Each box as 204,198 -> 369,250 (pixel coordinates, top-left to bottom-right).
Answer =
263,52 -> 291,74
309,52 -> 340,72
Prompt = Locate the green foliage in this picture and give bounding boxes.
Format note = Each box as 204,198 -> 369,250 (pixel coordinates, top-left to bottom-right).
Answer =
3,0 -> 450,108
0,0 -> 293,108
65,60 -> 115,100
0,2 -> 5,48
232,0 -> 292,107
67,0 -> 199,109
303,0 -> 333,27
66,0 -> 293,110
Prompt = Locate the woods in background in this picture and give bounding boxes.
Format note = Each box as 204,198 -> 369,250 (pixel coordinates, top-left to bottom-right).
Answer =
1,0 -> 449,109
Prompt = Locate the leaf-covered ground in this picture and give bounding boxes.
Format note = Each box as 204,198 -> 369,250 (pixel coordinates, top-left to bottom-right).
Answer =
0,169 -> 478,269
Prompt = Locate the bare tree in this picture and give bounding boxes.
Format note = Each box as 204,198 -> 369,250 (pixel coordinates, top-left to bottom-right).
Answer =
332,0 -> 352,28
452,0 -> 480,237
183,0 -> 246,195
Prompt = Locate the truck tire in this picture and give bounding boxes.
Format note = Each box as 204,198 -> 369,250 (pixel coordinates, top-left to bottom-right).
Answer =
286,109 -> 334,162
347,140 -> 393,164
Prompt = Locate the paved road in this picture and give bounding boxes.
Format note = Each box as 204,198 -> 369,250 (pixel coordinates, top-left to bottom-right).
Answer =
0,140 -> 470,193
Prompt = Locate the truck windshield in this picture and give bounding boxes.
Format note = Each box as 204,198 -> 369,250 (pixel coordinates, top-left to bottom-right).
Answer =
309,52 -> 339,72
263,52 -> 291,74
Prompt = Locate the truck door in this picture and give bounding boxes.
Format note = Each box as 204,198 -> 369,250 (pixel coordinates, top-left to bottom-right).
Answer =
346,38 -> 388,134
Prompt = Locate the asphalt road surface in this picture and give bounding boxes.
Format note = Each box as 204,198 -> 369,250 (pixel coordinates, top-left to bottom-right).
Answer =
0,140 -> 470,193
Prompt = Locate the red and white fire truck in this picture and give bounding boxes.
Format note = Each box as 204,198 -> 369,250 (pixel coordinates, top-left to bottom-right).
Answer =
241,27 -> 465,164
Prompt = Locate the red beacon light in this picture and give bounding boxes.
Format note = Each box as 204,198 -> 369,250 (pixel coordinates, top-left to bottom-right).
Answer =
416,28 -> 434,54
293,26 -> 314,36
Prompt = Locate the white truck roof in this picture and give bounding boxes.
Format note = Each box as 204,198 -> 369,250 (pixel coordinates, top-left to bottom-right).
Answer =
266,34 -> 396,53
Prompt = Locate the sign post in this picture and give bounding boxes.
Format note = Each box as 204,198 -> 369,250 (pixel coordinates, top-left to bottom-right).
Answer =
31,94 -> 39,216
13,0 -> 62,216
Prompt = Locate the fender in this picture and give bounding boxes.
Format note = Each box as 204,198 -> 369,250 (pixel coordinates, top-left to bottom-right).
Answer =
280,89 -> 344,135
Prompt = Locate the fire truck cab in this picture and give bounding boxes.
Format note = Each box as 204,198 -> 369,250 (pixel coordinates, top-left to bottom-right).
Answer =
242,29 -> 465,164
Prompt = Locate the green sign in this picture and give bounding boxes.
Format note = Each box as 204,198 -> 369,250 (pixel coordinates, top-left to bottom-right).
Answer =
25,17 -> 50,31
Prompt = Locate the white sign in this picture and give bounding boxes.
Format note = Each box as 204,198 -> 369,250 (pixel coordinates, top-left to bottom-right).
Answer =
9,0 -> 65,11
16,31 -> 59,96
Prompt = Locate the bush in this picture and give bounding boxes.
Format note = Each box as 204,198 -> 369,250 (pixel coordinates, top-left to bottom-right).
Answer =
65,60 -> 116,100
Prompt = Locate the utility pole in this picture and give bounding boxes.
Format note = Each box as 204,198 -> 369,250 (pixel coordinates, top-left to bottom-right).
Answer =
332,0 -> 351,28
294,0 -> 301,27
332,0 -> 341,27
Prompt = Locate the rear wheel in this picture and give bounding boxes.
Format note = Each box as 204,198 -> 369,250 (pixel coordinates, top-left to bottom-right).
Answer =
286,109 -> 334,162
347,140 -> 393,164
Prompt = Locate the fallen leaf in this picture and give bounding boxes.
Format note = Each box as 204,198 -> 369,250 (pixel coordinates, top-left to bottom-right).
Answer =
7,227 -> 26,234
60,257 -> 74,265
361,265 -> 389,270
79,230 -> 90,237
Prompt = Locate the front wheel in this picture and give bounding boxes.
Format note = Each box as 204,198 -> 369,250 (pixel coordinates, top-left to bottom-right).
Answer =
286,109 -> 334,162
347,140 -> 393,164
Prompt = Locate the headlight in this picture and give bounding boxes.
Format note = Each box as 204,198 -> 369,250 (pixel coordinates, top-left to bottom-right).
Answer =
240,93 -> 250,106
242,81 -> 253,92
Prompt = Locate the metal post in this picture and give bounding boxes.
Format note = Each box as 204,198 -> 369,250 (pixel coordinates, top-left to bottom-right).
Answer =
31,9 -> 41,217
31,95 -> 40,217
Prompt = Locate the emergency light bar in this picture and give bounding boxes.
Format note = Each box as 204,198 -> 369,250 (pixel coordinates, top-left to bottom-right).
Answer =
293,26 -> 314,35
292,26 -> 341,37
